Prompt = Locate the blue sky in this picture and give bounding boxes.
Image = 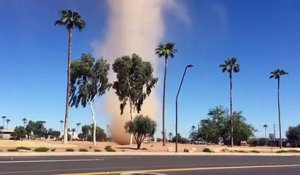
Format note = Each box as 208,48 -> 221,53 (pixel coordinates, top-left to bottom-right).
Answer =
0,0 -> 300,138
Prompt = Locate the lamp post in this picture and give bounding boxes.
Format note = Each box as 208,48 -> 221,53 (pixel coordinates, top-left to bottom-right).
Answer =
175,64 -> 193,152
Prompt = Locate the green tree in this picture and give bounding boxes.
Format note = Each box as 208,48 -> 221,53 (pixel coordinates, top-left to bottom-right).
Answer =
55,9 -> 86,144
112,53 -> 158,145
11,126 -> 26,140
286,125 -> 300,147
81,125 -> 91,140
189,125 -> 197,141
219,58 -> 240,147
197,106 -> 254,145
155,42 -> 177,146
270,69 -> 288,149
70,53 -> 110,145
25,120 -> 46,138
79,124 -> 107,141
124,115 -> 156,149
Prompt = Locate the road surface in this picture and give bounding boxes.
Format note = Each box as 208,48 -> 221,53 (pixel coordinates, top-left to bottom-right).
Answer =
0,155 -> 299,174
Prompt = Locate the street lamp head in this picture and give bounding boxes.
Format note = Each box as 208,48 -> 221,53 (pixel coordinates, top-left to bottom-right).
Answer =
187,64 -> 194,68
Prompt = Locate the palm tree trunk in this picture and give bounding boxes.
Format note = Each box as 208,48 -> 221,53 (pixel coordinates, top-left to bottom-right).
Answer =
278,78 -> 282,149
63,27 -> 73,144
264,127 -> 267,146
162,58 -> 168,146
89,100 -> 97,146
229,73 -> 233,147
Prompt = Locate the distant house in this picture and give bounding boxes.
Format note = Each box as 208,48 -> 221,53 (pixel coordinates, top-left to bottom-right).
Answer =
0,129 -> 14,139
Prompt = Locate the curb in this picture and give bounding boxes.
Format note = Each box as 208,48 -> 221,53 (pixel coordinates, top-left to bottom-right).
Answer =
0,152 -> 300,157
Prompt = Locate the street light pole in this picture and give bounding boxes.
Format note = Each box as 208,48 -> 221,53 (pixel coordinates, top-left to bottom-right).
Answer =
175,64 -> 193,153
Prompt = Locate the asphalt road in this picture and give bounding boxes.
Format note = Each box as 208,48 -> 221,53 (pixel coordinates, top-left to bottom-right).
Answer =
0,155 -> 299,175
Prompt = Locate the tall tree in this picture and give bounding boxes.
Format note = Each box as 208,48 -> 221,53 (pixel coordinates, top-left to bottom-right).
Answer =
70,53 -> 110,145
155,42 -> 177,146
168,132 -> 173,142
270,69 -> 288,149
263,124 -> 268,146
22,118 -> 27,127
55,9 -> 86,144
196,106 -> 254,145
76,123 -> 81,134
60,120 -> 64,132
112,53 -> 158,145
219,58 -> 240,147
1,116 -> 6,129
6,119 -> 10,129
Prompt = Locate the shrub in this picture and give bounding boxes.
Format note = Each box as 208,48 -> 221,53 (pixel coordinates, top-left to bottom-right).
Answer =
184,148 -> 189,152
16,146 -> 31,151
51,148 -> 56,152
203,148 -> 213,153
34,147 -> 49,152
232,150 -> 247,153
79,148 -> 88,152
277,149 -> 300,153
287,149 -> 300,153
65,148 -> 75,152
250,150 -> 260,153
94,149 -> 101,152
105,145 -> 116,152
7,148 -> 18,152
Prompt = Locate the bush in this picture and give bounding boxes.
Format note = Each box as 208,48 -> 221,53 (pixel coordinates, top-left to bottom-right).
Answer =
34,147 -> 49,152
276,149 -> 300,153
202,148 -> 213,153
94,149 -> 101,152
184,148 -> 189,152
16,146 -> 31,151
104,145 -> 116,152
232,150 -> 247,153
51,148 -> 56,152
7,148 -> 18,152
65,148 -> 75,152
250,150 -> 260,153
79,148 -> 88,152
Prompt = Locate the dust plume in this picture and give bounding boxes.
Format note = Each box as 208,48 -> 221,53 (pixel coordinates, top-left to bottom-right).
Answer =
93,0 -> 188,144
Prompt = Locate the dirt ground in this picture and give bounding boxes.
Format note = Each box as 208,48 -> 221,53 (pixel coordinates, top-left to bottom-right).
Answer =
0,140 -> 299,153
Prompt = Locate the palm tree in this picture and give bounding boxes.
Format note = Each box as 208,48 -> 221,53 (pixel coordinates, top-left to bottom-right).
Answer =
1,116 -> 6,129
55,9 -> 86,144
76,123 -> 81,134
270,69 -> 288,149
263,124 -> 268,146
168,132 -> 173,142
155,42 -> 177,146
219,57 -> 240,147
22,118 -> 27,127
6,119 -> 10,130
60,120 -> 64,132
